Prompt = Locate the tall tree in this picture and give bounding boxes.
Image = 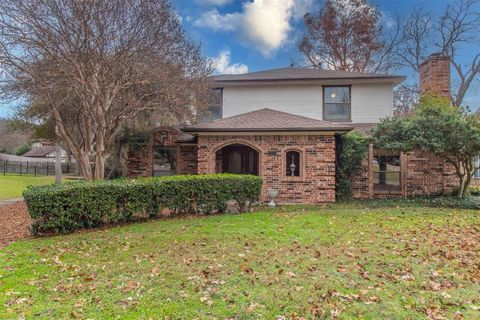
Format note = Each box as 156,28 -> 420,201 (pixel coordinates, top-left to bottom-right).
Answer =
0,0 -> 212,180
398,0 -> 480,107
299,0 -> 402,73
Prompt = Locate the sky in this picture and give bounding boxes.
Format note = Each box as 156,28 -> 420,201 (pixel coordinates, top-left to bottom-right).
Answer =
0,0 -> 479,117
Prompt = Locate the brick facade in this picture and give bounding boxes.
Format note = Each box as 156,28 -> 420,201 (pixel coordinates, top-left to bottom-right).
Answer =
126,141 -> 150,178
352,146 -> 458,200
419,54 -> 451,98
126,127 -> 197,177
196,134 -> 336,204
127,128 -> 463,203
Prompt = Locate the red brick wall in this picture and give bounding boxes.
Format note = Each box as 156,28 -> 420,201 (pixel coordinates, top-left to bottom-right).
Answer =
178,146 -> 197,174
419,54 -> 451,98
352,144 -> 373,200
127,142 -> 151,178
196,134 -> 336,204
353,146 -> 458,199
127,128 -> 197,177
404,151 -> 457,197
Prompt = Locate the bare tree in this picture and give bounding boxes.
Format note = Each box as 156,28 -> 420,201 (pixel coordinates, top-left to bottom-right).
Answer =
398,0 -> 480,107
0,0 -> 212,180
393,83 -> 419,115
0,118 -> 30,153
299,0 -> 402,73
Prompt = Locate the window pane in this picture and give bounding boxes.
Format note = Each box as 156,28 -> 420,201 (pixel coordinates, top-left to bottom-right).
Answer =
153,147 -> 177,176
208,89 -> 223,105
200,89 -> 223,122
324,86 -> 350,121
207,105 -> 222,120
373,155 -> 401,191
324,87 -> 350,103
324,103 -> 350,121
286,151 -> 300,176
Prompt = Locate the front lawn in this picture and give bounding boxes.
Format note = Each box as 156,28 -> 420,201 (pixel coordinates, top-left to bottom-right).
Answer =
1,205 -> 479,319
0,175 -> 55,200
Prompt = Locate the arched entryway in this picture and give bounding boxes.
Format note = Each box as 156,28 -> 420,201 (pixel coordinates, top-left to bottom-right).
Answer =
215,144 -> 259,175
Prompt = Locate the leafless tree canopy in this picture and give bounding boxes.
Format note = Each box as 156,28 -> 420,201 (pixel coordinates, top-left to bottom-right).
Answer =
398,0 -> 480,107
299,0 -> 402,73
0,118 -> 30,153
393,84 -> 419,116
0,0 -> 213,180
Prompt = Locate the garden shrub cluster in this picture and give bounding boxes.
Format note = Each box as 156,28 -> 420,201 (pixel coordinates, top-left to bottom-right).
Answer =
23,174 -> 263,235
335,131 -> 369,200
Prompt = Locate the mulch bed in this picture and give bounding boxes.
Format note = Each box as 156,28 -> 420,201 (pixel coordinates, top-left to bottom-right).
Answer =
0,201 -> 32,248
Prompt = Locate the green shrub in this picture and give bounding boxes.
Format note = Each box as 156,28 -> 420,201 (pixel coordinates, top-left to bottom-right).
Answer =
14,143 -> 31,156
468,185 -> 480,196
335,131 -> 369,200
23,174 -> 263,235
424,195 -> 480,210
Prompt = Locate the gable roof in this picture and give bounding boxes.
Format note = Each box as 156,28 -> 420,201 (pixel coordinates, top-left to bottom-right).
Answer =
183,108 -> 353,133
22,146 -> 56,157
213,67 -> 405,84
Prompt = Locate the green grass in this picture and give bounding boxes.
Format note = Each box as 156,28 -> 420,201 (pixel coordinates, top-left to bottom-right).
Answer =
0,175 -> 56,200
1,205 -> 479,319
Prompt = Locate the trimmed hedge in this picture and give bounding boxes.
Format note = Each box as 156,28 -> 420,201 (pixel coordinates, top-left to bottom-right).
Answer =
23,174 -> 263,235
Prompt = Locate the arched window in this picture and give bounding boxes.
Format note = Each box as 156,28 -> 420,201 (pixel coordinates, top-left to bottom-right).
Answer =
286,151 -> 300,176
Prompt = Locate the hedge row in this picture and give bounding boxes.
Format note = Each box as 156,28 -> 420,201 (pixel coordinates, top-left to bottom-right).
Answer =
23,174 -> 263,235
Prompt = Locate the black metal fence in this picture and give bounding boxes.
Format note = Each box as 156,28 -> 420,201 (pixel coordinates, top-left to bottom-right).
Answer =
1,160 -> 76,176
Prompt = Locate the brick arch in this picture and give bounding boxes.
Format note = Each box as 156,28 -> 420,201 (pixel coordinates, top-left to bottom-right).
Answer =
208,140 -> 263,175
211,140 -> 262,154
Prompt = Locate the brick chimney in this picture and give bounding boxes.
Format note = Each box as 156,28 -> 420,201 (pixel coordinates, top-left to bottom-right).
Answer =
419,53 -> 451,98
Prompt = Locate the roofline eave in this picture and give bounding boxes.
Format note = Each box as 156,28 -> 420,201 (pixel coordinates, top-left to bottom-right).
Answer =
182,127 -> 353,134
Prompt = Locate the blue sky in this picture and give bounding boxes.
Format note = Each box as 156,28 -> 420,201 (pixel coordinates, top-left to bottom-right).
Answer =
0,0 -> 479,117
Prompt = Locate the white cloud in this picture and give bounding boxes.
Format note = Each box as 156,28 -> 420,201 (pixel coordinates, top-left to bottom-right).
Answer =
195,0 -> 233,6
194,9 -> 241,32
292,0 -> 314,20
194,0 -> 314,57
213,49 -> 248,74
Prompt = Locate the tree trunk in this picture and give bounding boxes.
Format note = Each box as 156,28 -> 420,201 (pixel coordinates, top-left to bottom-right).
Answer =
78,153 -> 93,180
457,175 -> 465,198
55,144 -> 62,184
94,155 -> 105,180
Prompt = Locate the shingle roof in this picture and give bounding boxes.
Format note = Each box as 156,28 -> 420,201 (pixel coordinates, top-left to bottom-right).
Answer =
176,132 -> 196,143
22,146 -> 56,157
183,108 -> 353,133
348,123 -> 377,135
213,67 -> 405,83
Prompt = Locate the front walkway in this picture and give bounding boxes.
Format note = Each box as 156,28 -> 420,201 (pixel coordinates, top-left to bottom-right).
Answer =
0,199 -> 31,248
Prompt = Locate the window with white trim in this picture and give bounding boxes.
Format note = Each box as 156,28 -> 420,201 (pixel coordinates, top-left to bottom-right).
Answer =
323,86 -> 351,121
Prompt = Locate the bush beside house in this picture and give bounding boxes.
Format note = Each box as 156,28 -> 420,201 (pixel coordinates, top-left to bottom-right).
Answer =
335,131 -> 369,200
23,174 -> 262,235
372,94 -> 480,198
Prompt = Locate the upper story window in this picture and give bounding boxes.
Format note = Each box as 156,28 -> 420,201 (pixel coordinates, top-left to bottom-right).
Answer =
286,151 -> 300,176
202,88 -> 223,122
323,86 -> 351,121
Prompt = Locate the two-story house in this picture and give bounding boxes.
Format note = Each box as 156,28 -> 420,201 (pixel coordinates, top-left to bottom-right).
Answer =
127,54 -> 457,204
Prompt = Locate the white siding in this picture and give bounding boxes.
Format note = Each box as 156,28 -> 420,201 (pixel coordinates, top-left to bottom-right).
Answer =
351,83 -> 394,122
222,82 -> 393,123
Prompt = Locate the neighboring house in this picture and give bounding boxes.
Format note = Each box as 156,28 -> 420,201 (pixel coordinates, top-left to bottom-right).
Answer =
23,140 -> 68,161
127,54 -> 459,204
